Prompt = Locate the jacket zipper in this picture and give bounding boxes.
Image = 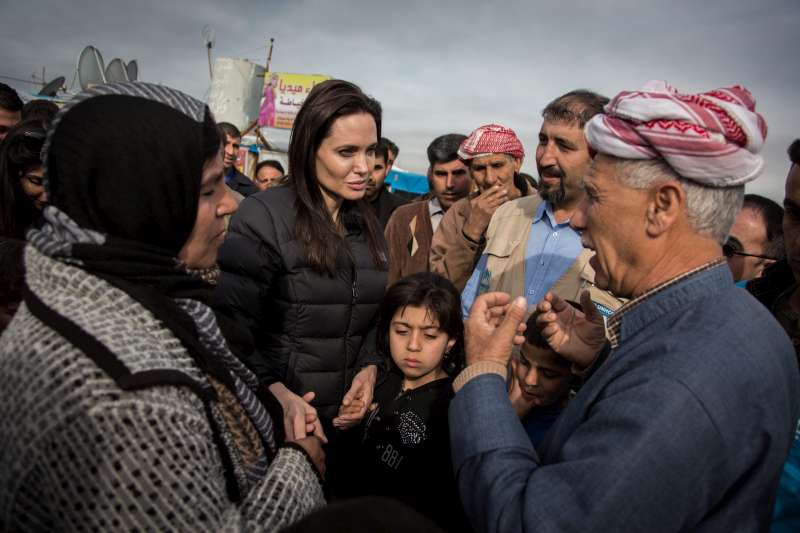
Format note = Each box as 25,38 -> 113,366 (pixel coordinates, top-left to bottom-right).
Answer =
343,259 -> 358,403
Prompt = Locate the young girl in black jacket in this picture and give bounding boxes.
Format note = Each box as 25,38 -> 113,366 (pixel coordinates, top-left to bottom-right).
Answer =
341,272 -> 471,532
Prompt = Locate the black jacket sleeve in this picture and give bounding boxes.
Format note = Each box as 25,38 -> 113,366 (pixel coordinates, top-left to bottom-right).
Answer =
216,196 -> 285,384
231,171 -> 259,197
355,322 -> 384,371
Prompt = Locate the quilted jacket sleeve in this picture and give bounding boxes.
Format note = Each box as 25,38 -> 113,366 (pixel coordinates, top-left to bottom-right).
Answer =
216,196 -> 285,384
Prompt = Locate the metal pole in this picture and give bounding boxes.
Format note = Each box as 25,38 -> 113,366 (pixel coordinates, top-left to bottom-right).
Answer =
265,38 -> 274,72
207,44 -> 213,80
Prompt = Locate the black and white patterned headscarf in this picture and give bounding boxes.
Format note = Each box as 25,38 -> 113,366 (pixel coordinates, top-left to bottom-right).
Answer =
28,82 -> 276,466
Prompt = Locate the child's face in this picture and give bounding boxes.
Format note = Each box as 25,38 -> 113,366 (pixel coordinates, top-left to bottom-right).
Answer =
389,305 -> 456,389
513,343 -> 572,408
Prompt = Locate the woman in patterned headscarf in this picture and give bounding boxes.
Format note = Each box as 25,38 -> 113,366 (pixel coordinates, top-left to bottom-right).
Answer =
0,82 -> 325,531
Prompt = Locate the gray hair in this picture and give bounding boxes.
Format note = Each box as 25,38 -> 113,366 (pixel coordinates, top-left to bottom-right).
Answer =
613,158 -> 744,244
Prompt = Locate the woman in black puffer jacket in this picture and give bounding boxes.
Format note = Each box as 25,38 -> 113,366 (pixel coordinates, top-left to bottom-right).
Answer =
216,80 -> 388,454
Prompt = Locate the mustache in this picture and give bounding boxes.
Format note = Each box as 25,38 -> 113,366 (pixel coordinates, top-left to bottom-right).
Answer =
538,165 -> 564,179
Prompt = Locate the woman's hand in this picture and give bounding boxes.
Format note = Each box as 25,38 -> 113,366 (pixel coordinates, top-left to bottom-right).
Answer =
293,436 -> 327,479
333,365 -> 377,429
268,383 -> 327,443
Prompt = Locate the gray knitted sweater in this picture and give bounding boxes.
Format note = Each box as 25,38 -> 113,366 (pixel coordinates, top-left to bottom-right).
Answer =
0,247 -> 325,531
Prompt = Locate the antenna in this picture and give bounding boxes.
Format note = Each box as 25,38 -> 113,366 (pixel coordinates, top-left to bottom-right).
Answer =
125,60 -> 138,81
105,58 -> 129,83
202,25 -> 216,80
37,76 -> 66,97
265,38 -> 275,72
77,45 -> 107,89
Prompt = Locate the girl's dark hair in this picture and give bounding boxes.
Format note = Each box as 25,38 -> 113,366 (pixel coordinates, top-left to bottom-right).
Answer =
0,120 -> 46,239
376,272 -> 465,376
289,79 -> 387,276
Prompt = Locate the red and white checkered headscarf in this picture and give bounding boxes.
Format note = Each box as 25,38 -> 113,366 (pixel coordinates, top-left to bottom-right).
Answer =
458,124 -> 525,161
584,81 -> 767,186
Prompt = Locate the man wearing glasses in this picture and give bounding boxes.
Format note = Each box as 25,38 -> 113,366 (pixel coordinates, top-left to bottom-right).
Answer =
725,193 -> 784,283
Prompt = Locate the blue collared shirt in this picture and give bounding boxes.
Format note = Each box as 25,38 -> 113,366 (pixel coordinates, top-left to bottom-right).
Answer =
461,201 -> 583,317
224,167 -> 235,185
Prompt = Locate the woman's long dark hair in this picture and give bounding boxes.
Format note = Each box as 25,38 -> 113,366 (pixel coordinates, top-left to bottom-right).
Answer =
375,272 -> 465,377
289,79 -> 387,276
0,120 -> 46,239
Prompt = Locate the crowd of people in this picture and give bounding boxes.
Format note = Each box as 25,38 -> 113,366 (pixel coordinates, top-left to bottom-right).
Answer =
0,75 -> 798,533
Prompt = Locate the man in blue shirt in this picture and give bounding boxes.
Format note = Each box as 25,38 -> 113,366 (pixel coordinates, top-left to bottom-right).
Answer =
450,81 -> 799,532
461,91 -> 621,318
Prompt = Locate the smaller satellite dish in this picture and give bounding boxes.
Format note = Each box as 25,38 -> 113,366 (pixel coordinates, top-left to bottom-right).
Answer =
37,76 -> 66,97
78,45 -> 107,89
105,58 -> 129,83
202,25 -> 216,48
125,60 -> 138,81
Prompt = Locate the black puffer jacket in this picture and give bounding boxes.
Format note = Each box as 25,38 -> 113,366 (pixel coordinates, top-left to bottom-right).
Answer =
215,185 -> 387,420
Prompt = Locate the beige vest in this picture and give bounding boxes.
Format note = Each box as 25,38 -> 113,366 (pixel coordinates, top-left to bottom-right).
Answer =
482,195 -> 623,317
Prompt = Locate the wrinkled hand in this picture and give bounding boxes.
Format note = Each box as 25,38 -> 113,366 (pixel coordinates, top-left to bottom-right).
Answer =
333,365 -> 377,429
463,185 -> 509,242
269,383 -> 327,443
535,290 -> 606,369
294,436 -> 326,479
465,292 -> 528,367
508,359 -> 535,418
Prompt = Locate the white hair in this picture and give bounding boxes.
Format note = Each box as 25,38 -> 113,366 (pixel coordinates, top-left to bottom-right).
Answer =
612,158 -> 744,244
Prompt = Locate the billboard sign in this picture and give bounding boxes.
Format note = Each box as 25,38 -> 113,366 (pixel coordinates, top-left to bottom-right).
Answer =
258,72 -> 332,130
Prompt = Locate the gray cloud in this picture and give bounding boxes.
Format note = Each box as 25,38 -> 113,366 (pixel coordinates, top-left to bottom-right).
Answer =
2,0 -> 797,200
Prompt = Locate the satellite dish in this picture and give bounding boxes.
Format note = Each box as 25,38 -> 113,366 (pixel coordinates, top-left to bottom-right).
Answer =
37,76 -> 66,97
77,45 -> 107,89
202,25 -> 216,48
125,60 -> 138,81
105,58 -> 129,83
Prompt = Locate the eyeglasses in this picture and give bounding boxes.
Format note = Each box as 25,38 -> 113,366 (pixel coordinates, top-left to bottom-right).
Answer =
722,239 -> 776,262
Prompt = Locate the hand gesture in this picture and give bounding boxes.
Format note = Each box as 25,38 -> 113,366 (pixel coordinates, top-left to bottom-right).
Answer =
293,436 -> 326,479
463,185 -> 509,242
333,365 -> 377,429
535,290 -> 607,369
465,292 -> 527,367
269,383 -> 328,443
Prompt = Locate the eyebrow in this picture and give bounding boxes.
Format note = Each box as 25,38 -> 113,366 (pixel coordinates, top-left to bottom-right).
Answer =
391,320 -> 440,330
202,170 -> 224,187
434,168 -> 466,174
554,136 -> 577,149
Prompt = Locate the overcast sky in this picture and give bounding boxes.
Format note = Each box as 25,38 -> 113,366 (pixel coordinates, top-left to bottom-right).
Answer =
2,0 -> 797,201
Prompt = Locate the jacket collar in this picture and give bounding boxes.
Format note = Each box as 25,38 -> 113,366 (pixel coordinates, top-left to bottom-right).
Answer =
607,259 -> 730,349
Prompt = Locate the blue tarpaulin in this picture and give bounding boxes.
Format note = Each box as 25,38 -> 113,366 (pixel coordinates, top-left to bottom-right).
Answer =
386,168 -> 429,195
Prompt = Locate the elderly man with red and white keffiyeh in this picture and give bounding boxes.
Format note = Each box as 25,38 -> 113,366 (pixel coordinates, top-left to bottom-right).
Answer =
429,123 -> 534,292
449,81 -> 799,532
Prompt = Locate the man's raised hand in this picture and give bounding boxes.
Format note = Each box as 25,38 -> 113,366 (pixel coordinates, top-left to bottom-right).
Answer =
465,292 -> 527,367
535,290 -> 606,369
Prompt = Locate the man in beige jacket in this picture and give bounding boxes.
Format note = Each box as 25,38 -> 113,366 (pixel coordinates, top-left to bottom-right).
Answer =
429,124 -> 535,291
460,90 -> 622,318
